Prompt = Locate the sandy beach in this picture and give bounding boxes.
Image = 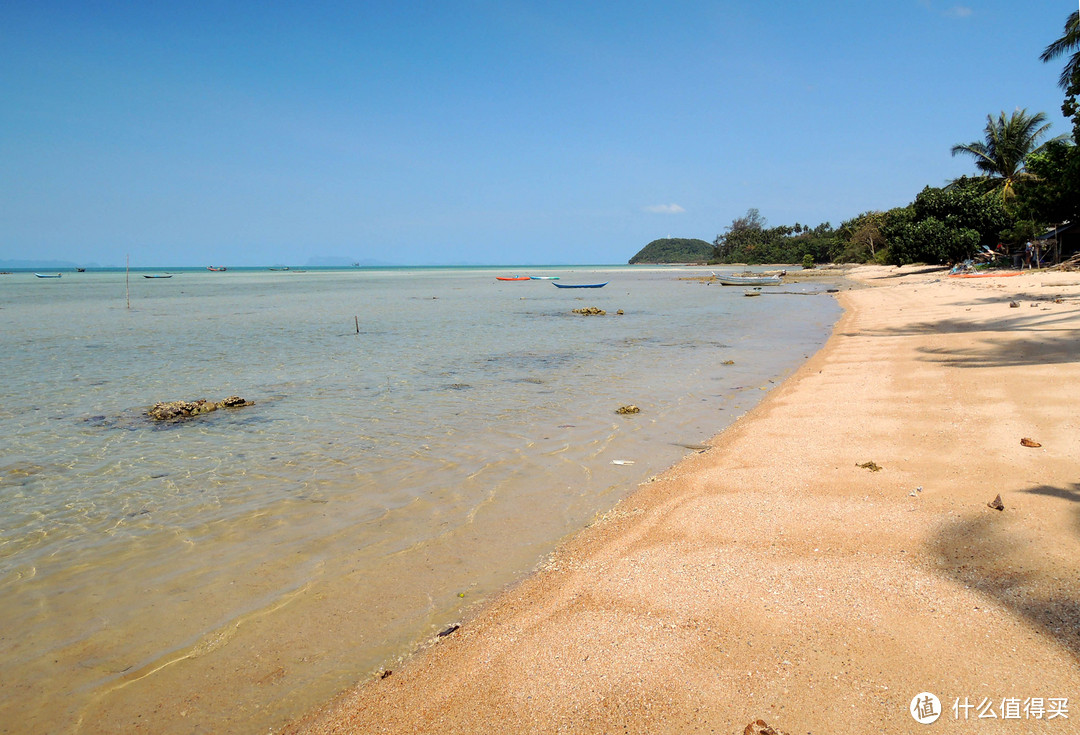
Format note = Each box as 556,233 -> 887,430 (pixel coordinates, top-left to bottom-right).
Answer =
287,265 -> 1080,734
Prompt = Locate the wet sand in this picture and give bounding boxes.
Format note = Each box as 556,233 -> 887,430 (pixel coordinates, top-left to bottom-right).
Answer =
288,265 -> 1080,734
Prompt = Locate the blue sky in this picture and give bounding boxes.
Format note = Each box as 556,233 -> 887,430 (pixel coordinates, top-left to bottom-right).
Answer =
1,1 -> 1075,266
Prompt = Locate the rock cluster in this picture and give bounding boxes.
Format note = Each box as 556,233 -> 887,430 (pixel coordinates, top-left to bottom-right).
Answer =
572,307 -> 606,316
615,405 -> 640,414
148,396 -> 254,421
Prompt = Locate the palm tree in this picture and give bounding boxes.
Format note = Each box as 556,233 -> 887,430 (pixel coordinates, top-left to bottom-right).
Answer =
1040,10 -> 1080,89
950,109 -> 1067,201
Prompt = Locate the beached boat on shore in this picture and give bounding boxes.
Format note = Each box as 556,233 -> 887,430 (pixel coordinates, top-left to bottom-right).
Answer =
496,276 -> 531,281
552,281 -> 607,289
529,276 -> 559,280
948,271 -> 1022,279
714,273 -> 783,286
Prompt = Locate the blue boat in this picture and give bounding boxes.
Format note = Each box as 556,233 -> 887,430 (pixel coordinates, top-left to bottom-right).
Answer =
34,273 -> 62,278
552,281 -> 607,289
143,274 -> 173,279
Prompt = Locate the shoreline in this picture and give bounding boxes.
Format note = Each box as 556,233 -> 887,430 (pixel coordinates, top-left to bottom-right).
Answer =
288,265 -> 1080,734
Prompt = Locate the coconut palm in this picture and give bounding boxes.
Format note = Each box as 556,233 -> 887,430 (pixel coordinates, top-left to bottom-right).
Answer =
1041,10 -> 1080,89
950,109 -> 1068,201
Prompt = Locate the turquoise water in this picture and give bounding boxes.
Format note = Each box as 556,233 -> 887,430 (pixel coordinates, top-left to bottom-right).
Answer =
0,265 -> 841,732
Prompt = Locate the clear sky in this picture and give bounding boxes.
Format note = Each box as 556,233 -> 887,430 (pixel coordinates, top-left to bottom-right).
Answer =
1,1 -> 1075,267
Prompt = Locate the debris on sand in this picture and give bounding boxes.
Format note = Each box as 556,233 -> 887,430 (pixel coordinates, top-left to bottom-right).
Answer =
1020,437 -> 1041,448
743,720 -> 789,735
857,461 -> 882,472
988,494 -> 1005,511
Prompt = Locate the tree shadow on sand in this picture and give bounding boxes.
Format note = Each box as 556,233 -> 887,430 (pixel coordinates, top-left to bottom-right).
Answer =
914,335 -> 1080,368
843,303 -> 1080,368
929,482 -> 1080,661
862,266 -> 950,280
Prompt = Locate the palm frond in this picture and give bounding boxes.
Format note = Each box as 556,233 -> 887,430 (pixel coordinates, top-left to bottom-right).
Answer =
1041,11 -> 1080,88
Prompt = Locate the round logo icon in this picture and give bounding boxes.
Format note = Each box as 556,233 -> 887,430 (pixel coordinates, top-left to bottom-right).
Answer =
910,692 -> 942,724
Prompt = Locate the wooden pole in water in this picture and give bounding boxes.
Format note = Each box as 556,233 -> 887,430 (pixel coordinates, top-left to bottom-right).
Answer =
126,254 -> 130,310
355,316 -> 359,334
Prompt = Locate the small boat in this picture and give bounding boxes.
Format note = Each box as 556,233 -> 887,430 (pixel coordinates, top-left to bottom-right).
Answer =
496,276 -> 531,281
207,266 -> 227,272
529,275 -> 560,280
268,267 -> 290,271
948,271 -> 1022,279
743,289 -> 762,297
552,281 -> 607,289
76,268 -> 86,272
34,273 -> 62,278
143,274 -> 173,279
714,273 -> 783,286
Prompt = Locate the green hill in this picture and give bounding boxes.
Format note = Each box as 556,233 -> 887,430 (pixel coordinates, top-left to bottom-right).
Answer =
628,238 -> 713,264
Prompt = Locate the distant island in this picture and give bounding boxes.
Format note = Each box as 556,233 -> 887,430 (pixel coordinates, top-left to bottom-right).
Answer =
628,238 -> 714,264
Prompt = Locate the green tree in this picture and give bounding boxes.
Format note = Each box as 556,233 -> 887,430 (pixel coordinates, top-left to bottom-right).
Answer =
1041,11 -> 1080,143
837,212 -> 887,263
712,208 -> 766,261
881,184 -> 1009,265
712,210 -> 838,264
950,109 -> 1067,201
1040,10 -> 1080,91
1017,140 -> 1080,223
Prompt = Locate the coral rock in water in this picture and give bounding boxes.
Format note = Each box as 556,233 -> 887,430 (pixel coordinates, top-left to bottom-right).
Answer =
148,396 -> 253,421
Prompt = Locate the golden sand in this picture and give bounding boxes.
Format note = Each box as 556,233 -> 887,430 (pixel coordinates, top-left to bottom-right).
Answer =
288,265 -> 1080,734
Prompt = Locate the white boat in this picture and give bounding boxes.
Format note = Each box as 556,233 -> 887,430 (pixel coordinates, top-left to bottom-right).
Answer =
714,272 -> 783,286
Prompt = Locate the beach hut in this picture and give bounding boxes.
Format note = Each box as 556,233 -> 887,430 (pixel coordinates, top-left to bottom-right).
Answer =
1037,222 -> 1078,264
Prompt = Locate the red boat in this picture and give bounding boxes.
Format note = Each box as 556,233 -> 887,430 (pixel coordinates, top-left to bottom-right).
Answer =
496,276 -> 530,281
207,266 -> 227,271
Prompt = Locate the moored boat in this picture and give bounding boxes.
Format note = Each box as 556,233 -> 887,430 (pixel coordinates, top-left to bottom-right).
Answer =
529,276 -> 559,280
496,276 -> 531,281
144,274 -> 173,279
552,281 -> 607,289
34,273 -> 62,278
207,266 -> 227,271
714,273 -> 783,286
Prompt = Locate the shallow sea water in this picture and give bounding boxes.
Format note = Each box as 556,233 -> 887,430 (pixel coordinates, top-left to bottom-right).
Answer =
0,265 -> 842,732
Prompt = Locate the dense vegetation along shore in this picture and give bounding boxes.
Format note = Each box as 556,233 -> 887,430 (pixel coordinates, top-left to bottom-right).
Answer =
286,264 -> 1080,733
632,12 -> 1080,270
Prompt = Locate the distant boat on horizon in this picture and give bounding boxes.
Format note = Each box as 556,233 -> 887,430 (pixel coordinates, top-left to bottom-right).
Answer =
207,266 -> 227,271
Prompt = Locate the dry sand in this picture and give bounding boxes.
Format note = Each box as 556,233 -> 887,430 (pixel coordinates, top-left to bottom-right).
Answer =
287,265 -> 1080,734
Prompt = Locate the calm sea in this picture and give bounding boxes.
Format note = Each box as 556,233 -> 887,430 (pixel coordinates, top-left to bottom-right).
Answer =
0,265 -> 841,732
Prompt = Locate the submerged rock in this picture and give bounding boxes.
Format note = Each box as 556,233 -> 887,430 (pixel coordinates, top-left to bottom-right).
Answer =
148,396 -> 254,421
616,405 -> 641,414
